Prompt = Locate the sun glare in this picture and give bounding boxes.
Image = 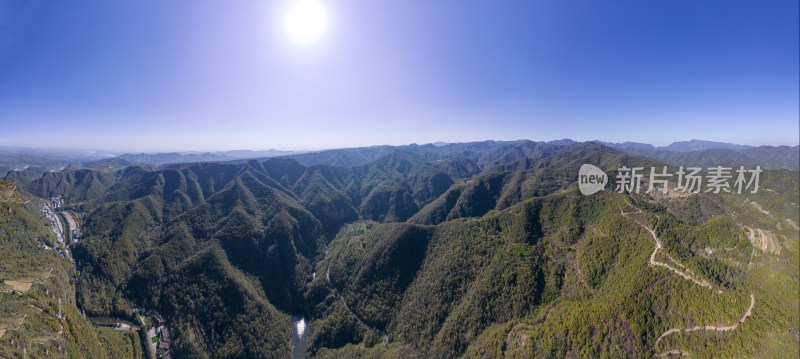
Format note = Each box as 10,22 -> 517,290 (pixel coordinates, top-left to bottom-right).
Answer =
284,0 -> 328,45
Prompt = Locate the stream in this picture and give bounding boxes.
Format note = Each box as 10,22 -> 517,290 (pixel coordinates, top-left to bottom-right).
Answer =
291,315 -> 308,359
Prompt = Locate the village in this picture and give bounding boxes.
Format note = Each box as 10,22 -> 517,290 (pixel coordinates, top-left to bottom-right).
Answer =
40,195 -> 172,358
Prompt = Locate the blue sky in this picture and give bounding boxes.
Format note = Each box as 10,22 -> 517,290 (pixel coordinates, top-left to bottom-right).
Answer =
0,0 -> 797,151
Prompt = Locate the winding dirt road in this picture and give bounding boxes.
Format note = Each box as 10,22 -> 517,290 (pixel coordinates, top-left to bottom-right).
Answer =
0,267 -> 58,343
27,305 -> 64,344
653,294 -> 755,351
6,313 -> 27,332
37,267 -> 54,285
620,209 -> 717,291
0,304 -> 64,344
0,185 -> 15,203
1,267 -> 53,294
620,204 -> 755,356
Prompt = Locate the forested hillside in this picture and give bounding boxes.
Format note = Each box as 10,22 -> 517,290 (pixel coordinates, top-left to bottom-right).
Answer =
1,141 -> 797,358
313,181 -> 798,357
0,180 -> 144,358
611,145 -> 800,170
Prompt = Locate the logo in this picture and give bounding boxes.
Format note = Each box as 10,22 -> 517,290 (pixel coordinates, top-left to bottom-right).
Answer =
579,164 -> 608,195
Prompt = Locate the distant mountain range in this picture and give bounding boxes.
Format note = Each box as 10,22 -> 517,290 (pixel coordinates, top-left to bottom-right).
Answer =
0,147 -> 116,180
429,138 -> 784,153
1,139 -> 796,358
0,147 -> 301,175
597,139 -> 755,152
115,149 -> 299,167
1,139 -> 797,180
281,139 -> 798,171
594,140 -> 798,171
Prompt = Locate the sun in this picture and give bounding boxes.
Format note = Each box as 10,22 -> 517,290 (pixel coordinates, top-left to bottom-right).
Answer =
284,0 -> 328,45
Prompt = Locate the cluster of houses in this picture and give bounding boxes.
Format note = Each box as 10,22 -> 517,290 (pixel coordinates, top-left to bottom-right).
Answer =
40,197 -> 176,357
41,200 -> 63,244
146,310 -> 172,358
40,195 -> 78,260
50,195 -> 64,208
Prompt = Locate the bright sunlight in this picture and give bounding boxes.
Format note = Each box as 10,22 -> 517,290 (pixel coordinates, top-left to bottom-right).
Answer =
284,0 -> 328,45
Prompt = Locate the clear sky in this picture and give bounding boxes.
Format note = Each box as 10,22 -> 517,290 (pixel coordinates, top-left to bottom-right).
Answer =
0,0 -> 797,152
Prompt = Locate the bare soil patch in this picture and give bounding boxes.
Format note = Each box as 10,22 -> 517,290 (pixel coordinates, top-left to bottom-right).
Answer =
746,227 -> 781,255
3,280 -> 32,293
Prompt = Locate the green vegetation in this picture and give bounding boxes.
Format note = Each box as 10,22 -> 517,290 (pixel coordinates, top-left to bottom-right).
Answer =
0,180 -> 143,358
1,141 -> 797,358
312,180 -> 797,357
615,145 -> 800,170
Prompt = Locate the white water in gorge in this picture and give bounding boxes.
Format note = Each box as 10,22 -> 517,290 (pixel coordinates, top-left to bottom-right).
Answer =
291,315 -> 308,359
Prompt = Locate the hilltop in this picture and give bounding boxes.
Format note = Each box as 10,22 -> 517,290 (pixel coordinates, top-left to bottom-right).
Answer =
0,140 -> 797,358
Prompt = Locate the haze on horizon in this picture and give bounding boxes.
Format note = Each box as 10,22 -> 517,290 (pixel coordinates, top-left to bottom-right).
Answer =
0,0 -> 798,152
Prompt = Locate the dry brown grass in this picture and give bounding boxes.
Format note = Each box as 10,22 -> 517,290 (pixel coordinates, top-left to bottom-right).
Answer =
746,227 -> 781,255
3,280 -> 32,293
